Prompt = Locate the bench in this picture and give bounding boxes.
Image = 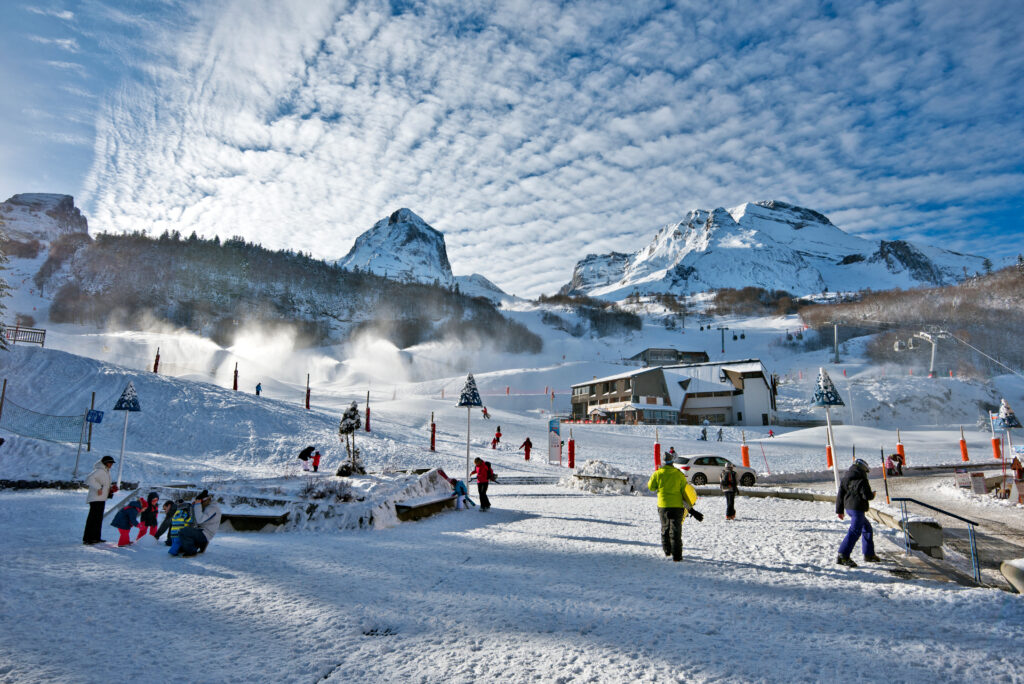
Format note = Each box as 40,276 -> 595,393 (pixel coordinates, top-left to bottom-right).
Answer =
866,508 -> 944,559
572,474 -> 630,484
394,495 -> 455,522
220,512 -> 290,532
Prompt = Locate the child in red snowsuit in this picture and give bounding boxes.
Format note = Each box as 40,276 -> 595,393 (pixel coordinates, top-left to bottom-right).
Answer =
110,499 -> 143,547
312,451 -> 322,472
135,491 -> 160,541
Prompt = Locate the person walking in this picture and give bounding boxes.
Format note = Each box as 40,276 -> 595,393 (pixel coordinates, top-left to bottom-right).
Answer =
720,463 -> 739,520
520,437 -> 532,461
717,428 -> 723,442
255,382 -> 262,397
647,452 -> 702,562
700,427 -> 707,441
82,456 -> 116,544
471,457 -> 496,511
836,459 -> 881,567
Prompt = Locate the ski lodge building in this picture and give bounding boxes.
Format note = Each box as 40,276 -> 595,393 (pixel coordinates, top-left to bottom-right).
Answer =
570,359 -> 778,426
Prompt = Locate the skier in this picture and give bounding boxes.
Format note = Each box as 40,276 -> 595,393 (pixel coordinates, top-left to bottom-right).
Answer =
481,407 -> 491,419
720,463 -> 739,520
82,455 -> 115,545
255,382 -> 262,397
768,429 -> 774,438
312,450 -> 322,472
135,491 -> 160,541
647,451 -> 703,562
110,498 -> 143,547
835,459 -> 881,567
471,457 -> 496,511
520,437 -> 532,461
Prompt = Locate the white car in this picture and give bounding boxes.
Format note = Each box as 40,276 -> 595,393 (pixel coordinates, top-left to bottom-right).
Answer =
676,455 -> 756,487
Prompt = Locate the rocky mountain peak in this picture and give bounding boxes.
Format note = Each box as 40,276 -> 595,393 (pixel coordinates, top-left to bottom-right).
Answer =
0,193 -> 88,242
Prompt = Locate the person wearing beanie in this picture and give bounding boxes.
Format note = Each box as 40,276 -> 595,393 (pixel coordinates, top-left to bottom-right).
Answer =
171,491 -> 222,557
720,462 -> 739,520
647,451 -> 703,562
835,459 -> 881,567
155,499 -> 179,546
135,492 -> 161,541
312,450 -> 322,472
82,456 -> 115,544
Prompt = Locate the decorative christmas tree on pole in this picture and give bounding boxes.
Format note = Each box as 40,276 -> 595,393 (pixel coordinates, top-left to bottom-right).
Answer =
995,398 -> 1020,490
336,401 -> 365,476
811,367 -> 845,493
112,381 -> 141,490
457,374 -> 483,482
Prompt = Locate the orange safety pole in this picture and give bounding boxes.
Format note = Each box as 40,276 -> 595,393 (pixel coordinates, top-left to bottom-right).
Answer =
959,426 -> 969,462
826,444 -> 834,469
992,437 -> 1002,460
896,428 -> 906,467
654,427 -> 661,469
740,429 -> 750,468
568,428 -> 575,469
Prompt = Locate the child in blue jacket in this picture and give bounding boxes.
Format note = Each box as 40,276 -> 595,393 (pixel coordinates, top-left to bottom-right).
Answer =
110,499 -> 143,547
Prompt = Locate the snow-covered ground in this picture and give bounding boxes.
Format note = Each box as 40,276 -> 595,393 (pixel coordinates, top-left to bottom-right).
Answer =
3,257 -> 1024,682
2,486 -> 1022,683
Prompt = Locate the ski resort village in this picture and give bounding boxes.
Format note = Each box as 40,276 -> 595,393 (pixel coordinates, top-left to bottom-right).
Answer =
3,2 -> 1024,683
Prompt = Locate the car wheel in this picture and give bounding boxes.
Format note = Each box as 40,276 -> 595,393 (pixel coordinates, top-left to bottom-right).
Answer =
692,473 -> 707,486
740,473 -> 755,486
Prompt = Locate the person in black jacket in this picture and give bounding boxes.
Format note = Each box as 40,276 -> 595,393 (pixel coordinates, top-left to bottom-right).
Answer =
155,500 -> 180,546
835,459 -> 881,567
720,463 -> 739,520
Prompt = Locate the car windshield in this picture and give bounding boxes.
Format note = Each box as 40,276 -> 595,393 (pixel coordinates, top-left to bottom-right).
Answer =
676,457 -> 691,465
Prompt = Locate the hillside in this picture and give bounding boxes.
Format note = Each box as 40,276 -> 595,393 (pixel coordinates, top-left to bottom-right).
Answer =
28,231 -> 541,354
562,200 -> 987,299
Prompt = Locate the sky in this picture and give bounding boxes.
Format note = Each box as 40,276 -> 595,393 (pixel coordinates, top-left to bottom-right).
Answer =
3,0 -> 1024,297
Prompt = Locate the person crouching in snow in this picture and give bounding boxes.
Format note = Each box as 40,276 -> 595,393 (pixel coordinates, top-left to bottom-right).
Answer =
647,452 -> 702,562
135,491 -> 160,541
451,479 -> 473,510
836,459 -> 881,567
171,490 -> 222,557
111,499 -> 143,547
155,500 -> 178,546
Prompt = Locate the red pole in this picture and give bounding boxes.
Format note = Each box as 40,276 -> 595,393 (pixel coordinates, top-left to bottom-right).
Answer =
568,439 -> 575,468
305,374 -> 310,410
826,444 -> 834,469
654,443 -> 661,469
741,444 -> 750,468
992,437 -> 1002,460
960,426 -> 969,462
233,362 -> 238,391
153,347 -> 160,373
430,411 -> 436,452
365,391 -> 371,432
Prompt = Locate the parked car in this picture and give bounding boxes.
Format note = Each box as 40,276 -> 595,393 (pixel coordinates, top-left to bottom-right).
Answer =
677,455 -> 756,487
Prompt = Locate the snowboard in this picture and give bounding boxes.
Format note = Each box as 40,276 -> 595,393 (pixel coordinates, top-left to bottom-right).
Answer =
683,483 -> 698,519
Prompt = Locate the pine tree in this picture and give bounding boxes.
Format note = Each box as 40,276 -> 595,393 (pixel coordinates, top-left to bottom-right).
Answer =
336,401 -> 365,476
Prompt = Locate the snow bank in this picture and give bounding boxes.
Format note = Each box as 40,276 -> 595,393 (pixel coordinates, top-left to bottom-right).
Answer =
558,459 -> 648,495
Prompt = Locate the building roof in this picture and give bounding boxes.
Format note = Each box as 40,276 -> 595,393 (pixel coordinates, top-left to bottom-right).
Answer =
570,366 -> 660,388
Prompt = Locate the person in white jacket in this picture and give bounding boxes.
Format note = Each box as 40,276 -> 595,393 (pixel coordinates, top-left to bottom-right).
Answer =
82,456 -> 116,544
170,490 -> 222,557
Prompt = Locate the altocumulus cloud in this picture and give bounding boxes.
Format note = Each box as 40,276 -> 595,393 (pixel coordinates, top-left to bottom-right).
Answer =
80,0 -> 1024,296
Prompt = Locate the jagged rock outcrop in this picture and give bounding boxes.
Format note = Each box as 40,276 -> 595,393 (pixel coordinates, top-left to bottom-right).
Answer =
0,194 -> 88,242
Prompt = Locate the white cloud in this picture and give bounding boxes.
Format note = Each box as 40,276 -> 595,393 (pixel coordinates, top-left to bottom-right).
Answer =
77,0 -> 1024,297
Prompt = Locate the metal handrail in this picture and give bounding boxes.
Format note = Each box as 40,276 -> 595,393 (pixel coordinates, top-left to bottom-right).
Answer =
890,497 -> 981,584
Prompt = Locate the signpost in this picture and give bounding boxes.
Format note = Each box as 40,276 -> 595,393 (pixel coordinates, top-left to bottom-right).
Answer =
112,382 -> 141,490
811,367 -> 844,494
457,375 -> 483,482
548,418 -> 561,465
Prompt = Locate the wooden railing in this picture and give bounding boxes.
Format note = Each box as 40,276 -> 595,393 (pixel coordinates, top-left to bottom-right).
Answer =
2,325 -> 46,347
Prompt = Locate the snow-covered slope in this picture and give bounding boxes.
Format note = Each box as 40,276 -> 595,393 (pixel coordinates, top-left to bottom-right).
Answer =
563,200 -> 987,298
0,193 -> 88,242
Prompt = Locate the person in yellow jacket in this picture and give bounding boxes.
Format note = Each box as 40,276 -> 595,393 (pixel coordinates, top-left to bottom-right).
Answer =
647,452 -> 703,561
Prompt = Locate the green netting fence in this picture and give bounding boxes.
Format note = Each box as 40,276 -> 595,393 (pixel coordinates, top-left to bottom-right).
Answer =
0,398 -> 85,444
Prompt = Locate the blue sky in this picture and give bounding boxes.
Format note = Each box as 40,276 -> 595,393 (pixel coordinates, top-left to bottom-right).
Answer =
3,0 -> 1023,296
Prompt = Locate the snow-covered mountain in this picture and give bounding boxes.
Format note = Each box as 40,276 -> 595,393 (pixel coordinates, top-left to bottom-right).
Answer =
337,208 -> 508,301
0,193 -> 88,242
562,200 -> 987,298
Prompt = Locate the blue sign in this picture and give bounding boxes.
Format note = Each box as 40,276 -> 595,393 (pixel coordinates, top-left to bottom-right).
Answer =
86,410 -> 104,424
